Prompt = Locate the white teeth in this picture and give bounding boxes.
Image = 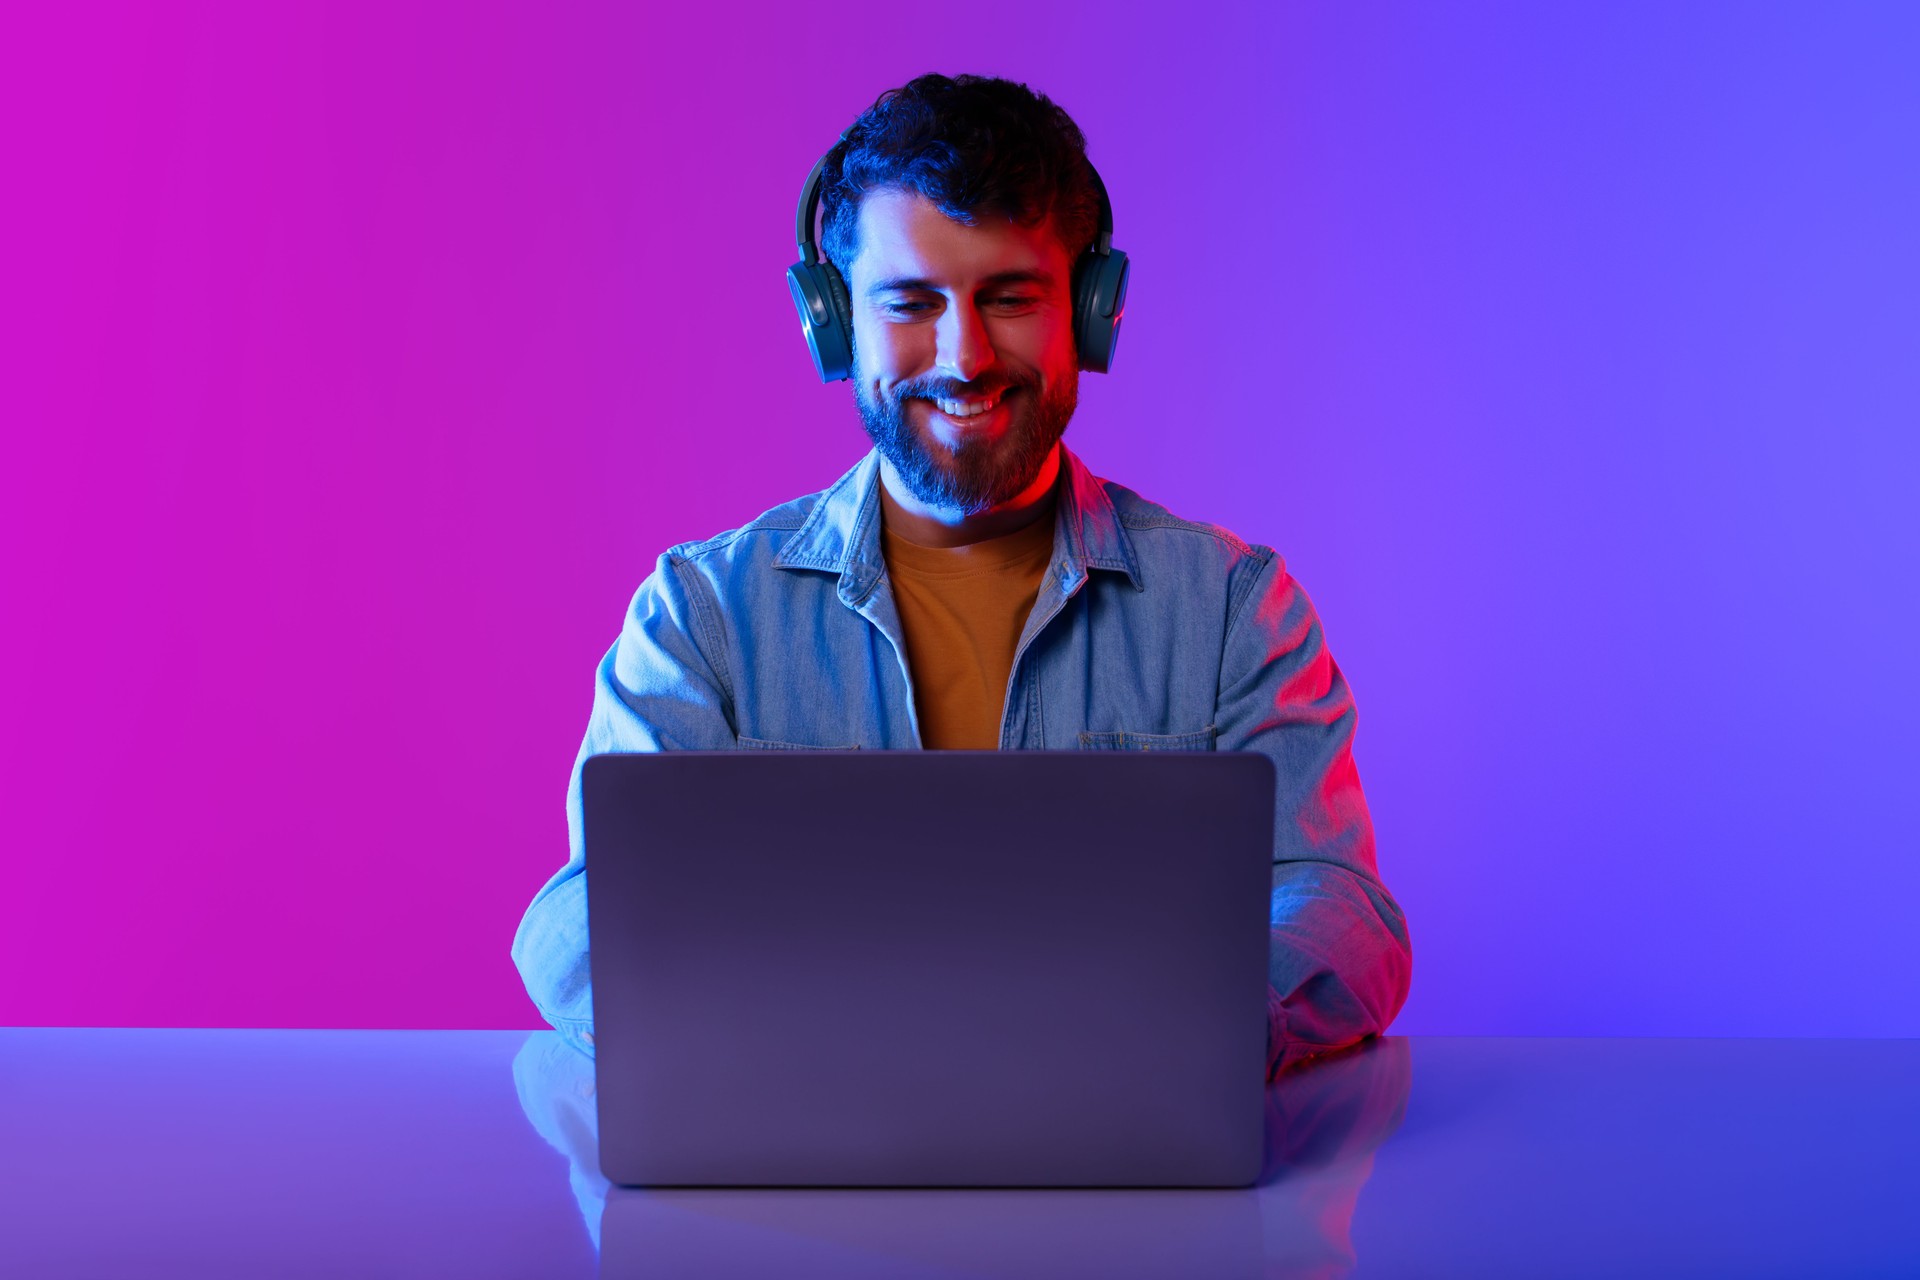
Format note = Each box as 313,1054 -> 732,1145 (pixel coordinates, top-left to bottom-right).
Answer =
931,391 -> 1003,418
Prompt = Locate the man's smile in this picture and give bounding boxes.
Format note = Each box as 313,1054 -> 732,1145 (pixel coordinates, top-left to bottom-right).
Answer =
916,387 -> 1015,434
928,387 -> 1005,418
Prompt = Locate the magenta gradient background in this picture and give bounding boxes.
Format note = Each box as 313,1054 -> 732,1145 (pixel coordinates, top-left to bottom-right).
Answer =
4,3 -> 1916,1034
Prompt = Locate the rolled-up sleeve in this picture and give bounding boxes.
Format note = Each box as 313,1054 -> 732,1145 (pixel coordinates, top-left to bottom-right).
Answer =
510,551 -> 737,1058
1213,551 -> 1412,1079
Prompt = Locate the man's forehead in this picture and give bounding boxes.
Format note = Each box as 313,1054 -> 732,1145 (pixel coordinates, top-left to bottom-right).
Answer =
851,188 -> 1066,287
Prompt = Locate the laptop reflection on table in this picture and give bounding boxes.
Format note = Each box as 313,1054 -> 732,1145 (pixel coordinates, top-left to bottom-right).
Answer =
511,1030 -> 1411,1278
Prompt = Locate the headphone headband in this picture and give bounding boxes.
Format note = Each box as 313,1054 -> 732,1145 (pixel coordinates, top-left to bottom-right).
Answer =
1085,163 -> 1114,257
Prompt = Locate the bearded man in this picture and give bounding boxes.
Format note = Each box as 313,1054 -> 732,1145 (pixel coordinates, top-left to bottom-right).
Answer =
512,73 -> 1412,1079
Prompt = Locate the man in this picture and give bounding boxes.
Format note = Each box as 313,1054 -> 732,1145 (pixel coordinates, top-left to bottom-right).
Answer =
511,74 -> 1411,1079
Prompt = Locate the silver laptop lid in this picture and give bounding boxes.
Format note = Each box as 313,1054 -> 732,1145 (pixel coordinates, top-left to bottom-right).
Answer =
584,751 -> 1274,1188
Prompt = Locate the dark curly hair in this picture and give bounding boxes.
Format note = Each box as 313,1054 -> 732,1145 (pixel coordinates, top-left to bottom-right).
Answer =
818,74 -> 1102,283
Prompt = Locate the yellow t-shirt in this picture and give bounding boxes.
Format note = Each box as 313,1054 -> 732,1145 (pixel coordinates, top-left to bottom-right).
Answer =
880,501 -> 1056,750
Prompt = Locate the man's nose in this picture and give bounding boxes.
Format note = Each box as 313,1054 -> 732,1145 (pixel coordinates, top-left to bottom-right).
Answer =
934,298 -> 994,384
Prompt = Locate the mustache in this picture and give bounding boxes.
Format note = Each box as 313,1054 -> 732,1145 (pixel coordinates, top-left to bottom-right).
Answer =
894,372 -> 1033,402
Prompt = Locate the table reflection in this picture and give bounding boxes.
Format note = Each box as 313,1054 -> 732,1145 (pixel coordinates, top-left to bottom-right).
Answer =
512,1033 -> 1410,1278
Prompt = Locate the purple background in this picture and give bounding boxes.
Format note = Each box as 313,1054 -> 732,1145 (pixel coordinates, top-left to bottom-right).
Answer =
4,2 -> 1915,1036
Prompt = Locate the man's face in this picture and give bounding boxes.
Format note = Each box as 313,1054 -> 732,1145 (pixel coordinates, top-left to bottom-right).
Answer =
844,188 -> 1080,515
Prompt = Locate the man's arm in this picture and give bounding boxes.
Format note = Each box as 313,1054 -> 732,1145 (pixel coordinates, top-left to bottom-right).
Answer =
1213,551 -> 1412,1079
510,551 -> 738,1058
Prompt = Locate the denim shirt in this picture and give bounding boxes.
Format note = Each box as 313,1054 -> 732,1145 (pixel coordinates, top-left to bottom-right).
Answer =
511,446 -> 1412,1077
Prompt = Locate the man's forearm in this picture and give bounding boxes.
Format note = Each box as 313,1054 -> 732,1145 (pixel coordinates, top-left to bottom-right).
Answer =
1266,859 -> 1412,1078
511,869 -> 597,1058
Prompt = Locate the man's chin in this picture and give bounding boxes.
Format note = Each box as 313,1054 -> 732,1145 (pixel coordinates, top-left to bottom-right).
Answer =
900,447 -> 1054,515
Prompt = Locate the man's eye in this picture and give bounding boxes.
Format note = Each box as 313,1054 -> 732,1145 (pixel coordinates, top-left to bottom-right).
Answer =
883,296 -> 1035,316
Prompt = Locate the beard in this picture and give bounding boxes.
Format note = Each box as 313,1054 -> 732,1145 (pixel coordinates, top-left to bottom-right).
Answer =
853,356 -> 1078,515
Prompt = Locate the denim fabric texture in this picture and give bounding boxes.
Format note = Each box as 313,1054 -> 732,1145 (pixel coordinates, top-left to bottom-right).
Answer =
511,446 -> 1413,1077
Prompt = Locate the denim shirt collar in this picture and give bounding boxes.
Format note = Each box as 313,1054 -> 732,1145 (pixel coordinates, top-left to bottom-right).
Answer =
771,445 -> 1144,606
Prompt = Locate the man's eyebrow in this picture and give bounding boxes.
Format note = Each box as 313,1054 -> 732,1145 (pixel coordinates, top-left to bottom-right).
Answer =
866,268 -> 1056,296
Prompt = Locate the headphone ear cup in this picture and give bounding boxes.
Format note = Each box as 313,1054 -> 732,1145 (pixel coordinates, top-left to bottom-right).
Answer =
786,260 -> 855,382
821,260 -> 853,335
1072,249 -> 1130,374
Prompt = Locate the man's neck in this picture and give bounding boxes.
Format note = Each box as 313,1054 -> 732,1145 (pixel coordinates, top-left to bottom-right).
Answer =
878,444 -> 1062,549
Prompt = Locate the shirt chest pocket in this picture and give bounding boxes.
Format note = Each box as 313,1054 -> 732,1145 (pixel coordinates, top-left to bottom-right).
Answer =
1076,725 -> 1217,752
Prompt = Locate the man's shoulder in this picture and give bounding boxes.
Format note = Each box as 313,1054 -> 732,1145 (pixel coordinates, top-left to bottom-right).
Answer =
1096,475 -> 1278,569
661,457 -> 864,571
1092,474 -> 1317,639
665,492 -> 822,566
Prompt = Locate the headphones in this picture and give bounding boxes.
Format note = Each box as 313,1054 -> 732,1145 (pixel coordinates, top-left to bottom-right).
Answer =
785,142 -> 1131,382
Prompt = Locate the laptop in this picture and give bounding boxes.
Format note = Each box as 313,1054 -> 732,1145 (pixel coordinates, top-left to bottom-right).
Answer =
583,750 -> 1275,1188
